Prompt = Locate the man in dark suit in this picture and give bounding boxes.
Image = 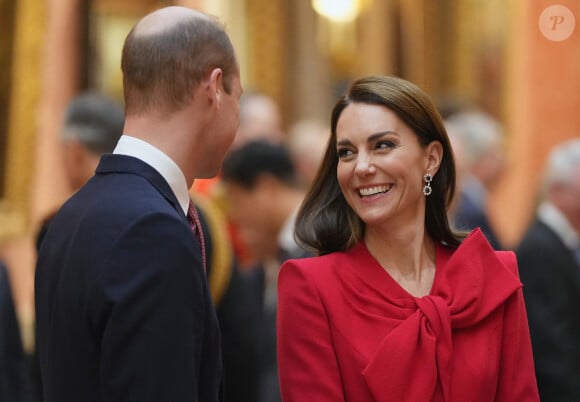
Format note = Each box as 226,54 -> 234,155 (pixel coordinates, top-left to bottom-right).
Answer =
35,6 -> 242,402
221,140 -> 313,402
516,138 -> 580,402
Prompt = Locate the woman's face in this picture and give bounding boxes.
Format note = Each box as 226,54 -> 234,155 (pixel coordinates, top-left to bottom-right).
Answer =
335,102 -> 439,230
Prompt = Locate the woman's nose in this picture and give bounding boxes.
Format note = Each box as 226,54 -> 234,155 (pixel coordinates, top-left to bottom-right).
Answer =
355,155 -> 375,174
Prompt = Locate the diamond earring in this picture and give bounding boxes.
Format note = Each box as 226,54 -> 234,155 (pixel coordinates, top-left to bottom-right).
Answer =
423,173 -> 433,196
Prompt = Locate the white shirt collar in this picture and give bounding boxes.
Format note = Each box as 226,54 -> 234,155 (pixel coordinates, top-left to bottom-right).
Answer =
537,201 -> 580,250
113,135 -> 190,215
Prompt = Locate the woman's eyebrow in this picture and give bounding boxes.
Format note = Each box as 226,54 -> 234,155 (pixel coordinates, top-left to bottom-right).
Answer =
367,131 -> 398,143
336,131 -> 399,147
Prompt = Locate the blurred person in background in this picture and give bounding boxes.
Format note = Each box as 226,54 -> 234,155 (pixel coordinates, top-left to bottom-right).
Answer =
221,140 -> 312,402
222,140 -> 309,264
444,118 -> 469,219
59,93 -> 124,191
516,138 -> 580,402
445,110 -> 506,249
0,259 -> 31,402
287,118 -> 329,189
190,193 -> 260,402
231,91 -> 285,150
36,91 -> 125,249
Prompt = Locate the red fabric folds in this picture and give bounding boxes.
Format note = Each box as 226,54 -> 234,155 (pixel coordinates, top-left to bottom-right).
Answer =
277,229 -> 540,402
362,230 -> 521,402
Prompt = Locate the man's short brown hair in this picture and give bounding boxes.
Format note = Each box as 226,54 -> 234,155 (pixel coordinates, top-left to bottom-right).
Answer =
121,14 -> 237,116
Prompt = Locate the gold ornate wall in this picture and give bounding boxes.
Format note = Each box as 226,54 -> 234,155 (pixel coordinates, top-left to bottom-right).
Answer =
492,0 -> 580,246
244,0 -> 289,125
0,0 -> 46,353
0,0 -> 44,240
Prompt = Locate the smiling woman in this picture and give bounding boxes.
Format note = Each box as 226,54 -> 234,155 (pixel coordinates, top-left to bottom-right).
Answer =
277,75 -> 540,402
295,75 -> 460,255
335,102 -> 443,237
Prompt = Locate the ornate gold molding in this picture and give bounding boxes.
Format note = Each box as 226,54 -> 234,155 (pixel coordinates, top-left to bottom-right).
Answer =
245,0 -> 288,117
0,0 -> 45,240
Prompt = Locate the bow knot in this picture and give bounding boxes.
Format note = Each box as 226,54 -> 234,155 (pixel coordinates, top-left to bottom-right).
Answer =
416,296 -> 451,339
362,295 -> 453,402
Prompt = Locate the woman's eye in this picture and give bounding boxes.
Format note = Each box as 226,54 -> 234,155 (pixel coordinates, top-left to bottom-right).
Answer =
376,140 -> 396,150
337,148 -> 353,159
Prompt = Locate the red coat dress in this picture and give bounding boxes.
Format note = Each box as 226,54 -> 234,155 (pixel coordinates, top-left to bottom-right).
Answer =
277,229 -> 539,402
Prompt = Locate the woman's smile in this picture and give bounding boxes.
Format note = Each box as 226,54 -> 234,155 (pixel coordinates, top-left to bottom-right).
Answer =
358,184 -> 392,197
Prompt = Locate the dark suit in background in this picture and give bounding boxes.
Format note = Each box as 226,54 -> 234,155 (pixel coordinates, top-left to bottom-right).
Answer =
516,219 -> 580,401
0,260 -> 31,402
35,155 -> 222,402
515,138 -> 580,402
453,186 -> 502,250
243,247 -> 312,402
193,194 -> 260,402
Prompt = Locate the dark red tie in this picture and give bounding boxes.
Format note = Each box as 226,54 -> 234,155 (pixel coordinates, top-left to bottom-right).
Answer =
187,200 -> 207,273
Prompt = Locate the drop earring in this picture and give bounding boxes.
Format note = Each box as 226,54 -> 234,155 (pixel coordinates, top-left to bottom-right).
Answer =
423,173 -> 433,196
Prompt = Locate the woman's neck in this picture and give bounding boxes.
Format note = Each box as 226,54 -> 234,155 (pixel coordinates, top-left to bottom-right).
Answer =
364,225 -> 437,297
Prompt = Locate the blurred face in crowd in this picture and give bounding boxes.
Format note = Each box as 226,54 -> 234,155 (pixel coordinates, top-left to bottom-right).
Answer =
223,177 -> 280,260
555,165 -> 580,233
232,94 -> 284,149
61,136 -> 101,191
475,141 -> 506,189
335,103 -> 441,231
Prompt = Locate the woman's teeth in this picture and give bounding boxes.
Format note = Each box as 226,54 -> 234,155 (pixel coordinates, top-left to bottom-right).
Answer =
359,185 -> 391,196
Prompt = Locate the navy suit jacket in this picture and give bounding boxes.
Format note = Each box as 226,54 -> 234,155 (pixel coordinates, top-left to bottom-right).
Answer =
35,154 -> 223,402
516,220 -> 580,402
242,247 -> 314,402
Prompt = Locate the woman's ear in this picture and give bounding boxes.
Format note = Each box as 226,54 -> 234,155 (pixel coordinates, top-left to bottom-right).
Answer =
424,140 -> 443,175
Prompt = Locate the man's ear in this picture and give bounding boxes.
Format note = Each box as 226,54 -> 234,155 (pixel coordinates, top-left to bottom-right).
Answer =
424,140 -> 443,175
205,67 -> 224,107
